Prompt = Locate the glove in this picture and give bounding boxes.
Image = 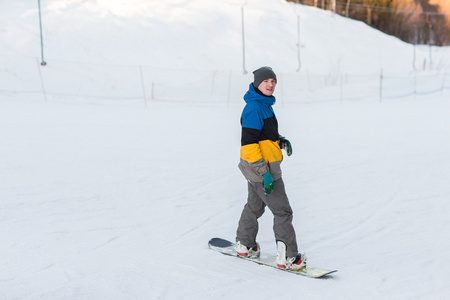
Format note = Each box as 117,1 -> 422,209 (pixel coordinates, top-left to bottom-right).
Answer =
279,137 -> 292,156
262,172 -> 274,195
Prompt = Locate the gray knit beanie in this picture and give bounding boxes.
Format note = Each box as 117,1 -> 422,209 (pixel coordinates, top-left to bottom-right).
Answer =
253,66 -> 277,88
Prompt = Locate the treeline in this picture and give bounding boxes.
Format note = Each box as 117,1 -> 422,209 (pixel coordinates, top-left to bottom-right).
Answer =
288,0 -> 450,46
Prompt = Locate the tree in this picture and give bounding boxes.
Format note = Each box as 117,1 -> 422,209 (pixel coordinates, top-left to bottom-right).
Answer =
363,0 -> 392,25
286,0 -> 450,45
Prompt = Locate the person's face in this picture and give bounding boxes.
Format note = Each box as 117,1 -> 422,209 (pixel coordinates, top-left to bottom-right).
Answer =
258,78 -> 276,96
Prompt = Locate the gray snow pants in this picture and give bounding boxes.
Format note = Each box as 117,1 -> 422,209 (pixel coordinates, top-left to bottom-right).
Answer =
236,178 -> 299,257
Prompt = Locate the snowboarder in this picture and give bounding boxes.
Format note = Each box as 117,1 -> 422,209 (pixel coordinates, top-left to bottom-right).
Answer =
236,66 -> 306,270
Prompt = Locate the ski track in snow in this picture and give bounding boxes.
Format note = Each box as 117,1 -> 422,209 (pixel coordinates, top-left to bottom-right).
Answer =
1,95 -> 450,299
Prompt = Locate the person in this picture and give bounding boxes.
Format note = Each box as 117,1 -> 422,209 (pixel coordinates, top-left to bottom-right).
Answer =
235,66 -> 306,270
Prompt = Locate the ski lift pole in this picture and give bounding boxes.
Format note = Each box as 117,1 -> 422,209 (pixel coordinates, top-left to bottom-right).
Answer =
241,1 -> 248,74
296,14 -> 301,72
38,0 -> 46,66
292,3 -> 301,72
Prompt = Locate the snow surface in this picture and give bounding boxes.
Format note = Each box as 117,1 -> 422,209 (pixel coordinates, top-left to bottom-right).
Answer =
1,0 -> 450,299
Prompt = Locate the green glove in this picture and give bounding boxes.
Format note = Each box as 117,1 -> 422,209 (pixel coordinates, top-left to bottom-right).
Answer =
262,172 -> 274,195
279,137 -> 292,156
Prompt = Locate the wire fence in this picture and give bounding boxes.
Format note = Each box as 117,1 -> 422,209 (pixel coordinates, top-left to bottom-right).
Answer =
1,55 -> 449,106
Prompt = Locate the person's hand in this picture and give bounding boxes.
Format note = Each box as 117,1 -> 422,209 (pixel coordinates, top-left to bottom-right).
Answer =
262,172 -> 274,195
279,137 -> 292,156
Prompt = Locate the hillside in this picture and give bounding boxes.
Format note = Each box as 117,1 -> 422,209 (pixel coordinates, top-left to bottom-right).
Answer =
2,0 -> 448,74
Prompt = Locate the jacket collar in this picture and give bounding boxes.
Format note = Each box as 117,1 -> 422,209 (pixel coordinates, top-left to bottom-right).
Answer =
243,83 -> 276,106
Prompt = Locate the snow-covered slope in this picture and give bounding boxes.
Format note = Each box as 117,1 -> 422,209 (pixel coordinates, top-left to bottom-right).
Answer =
2,0 -> 448,73
1,1 -> 450,299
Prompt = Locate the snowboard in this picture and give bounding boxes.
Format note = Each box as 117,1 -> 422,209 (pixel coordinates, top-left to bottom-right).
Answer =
208,238 -> 337,278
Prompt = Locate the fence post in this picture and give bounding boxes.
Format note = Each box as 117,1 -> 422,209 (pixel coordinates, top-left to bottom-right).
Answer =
227,70 -> 232,107
442,73 -> 447,96
280,73 -> 284,108
211,70 -> 216,98
139,65 -> 147,107
307,70 -> 312,92
151,82 -> 155,100
414,72 -> 417,97
379,69 -> 383,103
36,57 -> 47,102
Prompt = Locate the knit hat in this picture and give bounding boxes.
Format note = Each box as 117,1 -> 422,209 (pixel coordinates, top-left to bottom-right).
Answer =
253,66 -> 277,88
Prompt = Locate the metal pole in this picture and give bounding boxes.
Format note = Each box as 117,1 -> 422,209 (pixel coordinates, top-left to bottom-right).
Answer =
241,5 -> 247,74
38,0 -> 46,66
296,14 -> 301,72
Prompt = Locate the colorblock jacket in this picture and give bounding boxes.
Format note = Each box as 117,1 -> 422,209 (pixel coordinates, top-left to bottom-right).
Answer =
238,83 -> 283,182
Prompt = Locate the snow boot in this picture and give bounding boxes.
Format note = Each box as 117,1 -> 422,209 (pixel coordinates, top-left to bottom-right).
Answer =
236,241 -> 260,258
276,241 -> 287,268
276,241 -> 307,270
